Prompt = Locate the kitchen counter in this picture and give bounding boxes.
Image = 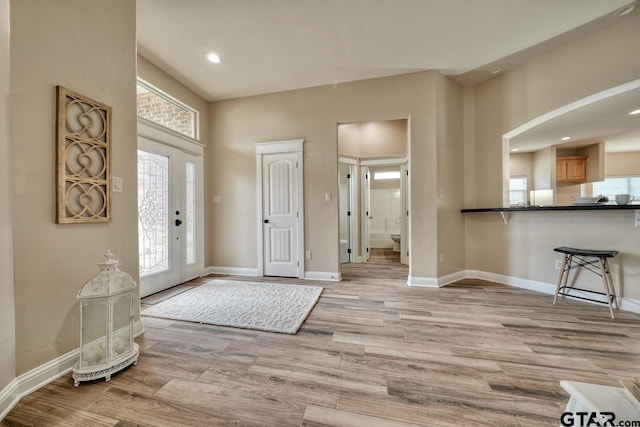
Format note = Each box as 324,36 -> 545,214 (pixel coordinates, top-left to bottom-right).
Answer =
461,204 -> 639,213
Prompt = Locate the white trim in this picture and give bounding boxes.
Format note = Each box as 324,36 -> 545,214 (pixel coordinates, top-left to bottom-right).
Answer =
463,270 -> 640,315
338,156 -> 358,165
255,139 -> 303,154
0,319 -> 144,421
255,139 -> 305,279
465,270 -> 555,294
304,271 -> 341,282
138,118 -> 204,156
619,298 -> 640,315
256,155 -> 264,276
503,79 -> 640,141
202,266 -> 259,277
0,379 -> 19,421
360,154 -> 408,166
407,276 -> 439,287
437,270 -> 466,287
348,164 -> 358,263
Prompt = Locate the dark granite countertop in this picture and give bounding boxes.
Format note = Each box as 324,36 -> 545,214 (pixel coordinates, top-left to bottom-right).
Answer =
461,204 -> 640,213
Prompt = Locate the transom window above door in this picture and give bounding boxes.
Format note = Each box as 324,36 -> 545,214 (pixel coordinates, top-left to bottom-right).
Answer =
136,79 -> 198,139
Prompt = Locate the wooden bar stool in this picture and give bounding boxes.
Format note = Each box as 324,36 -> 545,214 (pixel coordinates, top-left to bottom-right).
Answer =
553,246 -> 619,319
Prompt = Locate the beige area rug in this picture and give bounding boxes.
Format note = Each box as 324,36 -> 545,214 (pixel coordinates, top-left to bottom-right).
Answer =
141,280 -> 323,334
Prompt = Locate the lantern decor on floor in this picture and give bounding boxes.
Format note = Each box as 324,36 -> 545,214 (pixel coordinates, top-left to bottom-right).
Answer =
72,251 -> 139,386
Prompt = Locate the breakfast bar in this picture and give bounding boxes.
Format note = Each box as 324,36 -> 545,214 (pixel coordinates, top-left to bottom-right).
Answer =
461,204 -> 640,224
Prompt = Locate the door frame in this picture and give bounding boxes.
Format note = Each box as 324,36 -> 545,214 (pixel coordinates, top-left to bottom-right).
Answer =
360,155 -> 410,266
256,139 -> 304,279
338,157 -> 359,263
137,119 -> 205,293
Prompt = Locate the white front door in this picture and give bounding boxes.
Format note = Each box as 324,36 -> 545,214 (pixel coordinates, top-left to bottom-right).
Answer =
137,136 -> 201,297
262,152 -> 299,277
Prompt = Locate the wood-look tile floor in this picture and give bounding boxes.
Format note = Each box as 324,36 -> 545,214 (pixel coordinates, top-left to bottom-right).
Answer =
4,258 -> 640,426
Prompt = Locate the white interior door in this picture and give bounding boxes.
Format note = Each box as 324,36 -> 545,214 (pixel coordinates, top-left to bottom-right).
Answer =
138,137 -> 201,297
262,152 -> 300,277
362,166 -> 371,262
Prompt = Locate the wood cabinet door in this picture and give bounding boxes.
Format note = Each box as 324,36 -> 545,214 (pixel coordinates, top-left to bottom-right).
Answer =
556,161 -> 567,181
566,159 -> 586,181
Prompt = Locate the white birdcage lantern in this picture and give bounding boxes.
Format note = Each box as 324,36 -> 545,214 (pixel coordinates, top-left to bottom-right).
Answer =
73,251 -> 139,386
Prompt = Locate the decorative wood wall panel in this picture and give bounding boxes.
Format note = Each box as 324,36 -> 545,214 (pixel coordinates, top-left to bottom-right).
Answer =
56,86 -> 112,223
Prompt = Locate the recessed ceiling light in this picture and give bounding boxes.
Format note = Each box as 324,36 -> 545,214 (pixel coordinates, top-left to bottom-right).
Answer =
629,109 -> 640,115
206,53 -> 221,64
511,148 -> 520,152
561,136 -> 571,141
490,67 -> 502,74
614,3 -> 636,17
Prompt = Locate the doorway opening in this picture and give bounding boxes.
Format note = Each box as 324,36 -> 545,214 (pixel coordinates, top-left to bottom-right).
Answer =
337,118 -> 410,278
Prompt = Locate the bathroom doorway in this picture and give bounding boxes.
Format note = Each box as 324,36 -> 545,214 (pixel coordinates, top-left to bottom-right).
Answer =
367,165 -> 403,263
337,118 -> 409,271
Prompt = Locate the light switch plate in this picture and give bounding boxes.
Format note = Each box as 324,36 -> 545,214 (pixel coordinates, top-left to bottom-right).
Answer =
112,176 -> 123,192
212,195 -> 222,204
635,210 -> 640,228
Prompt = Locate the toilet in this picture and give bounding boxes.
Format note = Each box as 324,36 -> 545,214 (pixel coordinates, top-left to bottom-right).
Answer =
390,233 -> 401,252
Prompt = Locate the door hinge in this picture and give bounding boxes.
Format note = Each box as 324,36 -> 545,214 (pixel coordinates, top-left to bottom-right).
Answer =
297,260 -> 299,267
347,173 -> 351,179
366,211 -> 369,216
406,210 -> 409,216
366,247 -> 369,253
296,161 -> 298,168
407,251 -> 409,256
347,248 -> 352,254
366,174 -> 369,180
406,170 -> 409,176
297,211 -> 299,218
347,211 -> 351,216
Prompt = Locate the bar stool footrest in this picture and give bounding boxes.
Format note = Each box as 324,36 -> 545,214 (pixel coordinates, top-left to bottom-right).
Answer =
558,286 -> 616,305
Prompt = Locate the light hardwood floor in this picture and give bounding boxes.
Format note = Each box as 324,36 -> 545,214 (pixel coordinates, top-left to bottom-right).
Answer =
3,255 -> 640,426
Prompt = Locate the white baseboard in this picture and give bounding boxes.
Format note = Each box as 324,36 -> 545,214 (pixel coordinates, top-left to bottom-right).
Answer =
0,379 -> 19,421
0,348 -> 77,421
305,271 -> 341,281
463,270 -> 640,315
203,266 -> 259,277
437,270 -> 466,287
407,276 -> 438,287
0,319 -> 144,421
465,270 -> 556,295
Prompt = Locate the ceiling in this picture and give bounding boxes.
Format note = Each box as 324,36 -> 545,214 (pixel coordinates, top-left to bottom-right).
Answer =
137,0 -> 636,102
509,83 -> 640,153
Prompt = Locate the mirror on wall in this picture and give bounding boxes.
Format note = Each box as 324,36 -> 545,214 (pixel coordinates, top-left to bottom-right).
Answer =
504,80 -> 640,206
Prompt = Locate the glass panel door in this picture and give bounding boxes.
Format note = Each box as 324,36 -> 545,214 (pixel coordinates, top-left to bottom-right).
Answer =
181,153 -> 200,282
138,150 -> 171,276
137,137 -> 182,298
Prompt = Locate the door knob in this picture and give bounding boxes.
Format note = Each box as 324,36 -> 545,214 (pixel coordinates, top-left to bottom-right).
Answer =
264,219 -> 269,223
175,219 -> 182,226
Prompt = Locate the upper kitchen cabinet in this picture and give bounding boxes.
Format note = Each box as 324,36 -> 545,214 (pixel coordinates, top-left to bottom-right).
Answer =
556,156 -> 587,182
556,142 -> 604,184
